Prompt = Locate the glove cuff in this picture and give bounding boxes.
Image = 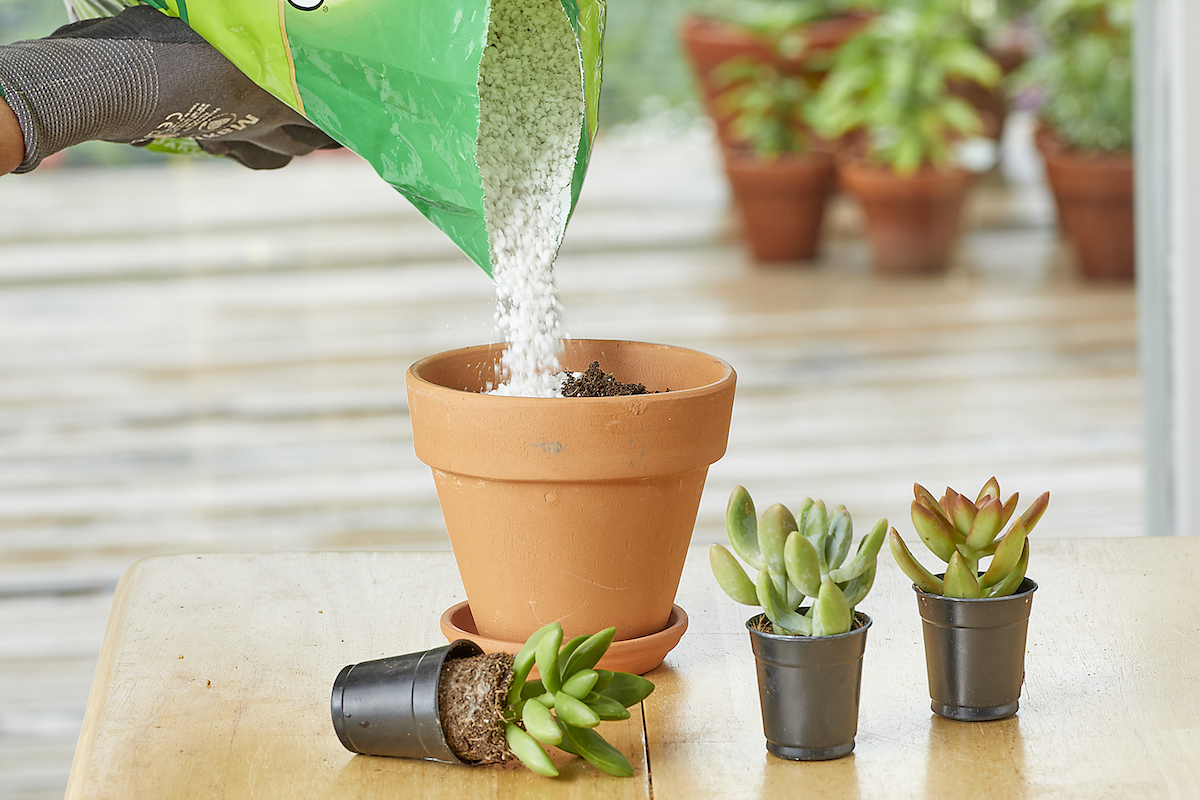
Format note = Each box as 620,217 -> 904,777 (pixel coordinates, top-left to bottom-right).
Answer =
0,37 -> 158,173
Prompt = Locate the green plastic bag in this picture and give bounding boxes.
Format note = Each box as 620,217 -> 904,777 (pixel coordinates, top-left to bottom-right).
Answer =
67,0 -> 604,276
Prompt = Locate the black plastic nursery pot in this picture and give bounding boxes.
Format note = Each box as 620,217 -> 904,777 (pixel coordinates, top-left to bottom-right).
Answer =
746,611 -> 871,761
915,578 -> 1037,721
331,639 -> 481,762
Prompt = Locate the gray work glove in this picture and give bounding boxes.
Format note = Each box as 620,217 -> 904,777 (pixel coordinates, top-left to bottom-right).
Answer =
0,6 -> 340,172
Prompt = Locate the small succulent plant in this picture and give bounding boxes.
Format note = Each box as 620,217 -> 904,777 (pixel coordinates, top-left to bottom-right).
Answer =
710,485 -> 887,635
888,478 -> 1050,598
502,623 -> 654,778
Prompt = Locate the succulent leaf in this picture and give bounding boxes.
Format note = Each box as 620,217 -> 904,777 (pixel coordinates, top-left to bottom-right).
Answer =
710,544 -> 759,605
563,628 -> 617,678
556,635 -> 589,679
911,501 -> 960,563
506,722 -> 558,777
943,552 -> 982,598
784,529 -> 822,597
825,506 -> 854,569
520,679 -> 545,701
1019,491 -> 1051,534
596,672 -> 655,708
980,518 -> 1028,588
535,625 -> 564,694
760,503 -> 798,598
592,670 -> 613,693
726,486 -> 765,570
888,528 -> 945,594
914,482 -> 942,513
998,492 -> 1020,530
939,488 -> 958,522
949,493 -> 978,538
560,723 -> 634,778
562,669 -> 599,700
840,560 -> 876,607
976,476 -> 1001,504
522,697 -> 563,746
584,693 -> 631,721
811,578 -> 852,636
796,497 -> 815,532
507,622 -> 559,707
966,496 -> 1004,551
953,543 -> 980,577
786,577 -> 805,609
986,539 -> 1030,598
828,517 -> 887,583
756,569 -> 812,635
555,691 -> 601,729
803,499 -> 828,555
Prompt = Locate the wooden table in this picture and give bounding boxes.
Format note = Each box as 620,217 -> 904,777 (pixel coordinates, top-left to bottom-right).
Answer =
66,539 -> 1200,799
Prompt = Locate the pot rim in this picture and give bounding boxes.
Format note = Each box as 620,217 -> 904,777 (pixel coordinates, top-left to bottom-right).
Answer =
407,338 -> 735,402
835,156 -> 973,187
912,576 -> 1038,603
744,610 -> 872,642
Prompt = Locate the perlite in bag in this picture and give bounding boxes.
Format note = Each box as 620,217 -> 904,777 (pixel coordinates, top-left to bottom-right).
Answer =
66,0 -> 605,280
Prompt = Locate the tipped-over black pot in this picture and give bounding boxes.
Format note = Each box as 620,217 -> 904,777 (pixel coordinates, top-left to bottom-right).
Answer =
331,639 -> 481,762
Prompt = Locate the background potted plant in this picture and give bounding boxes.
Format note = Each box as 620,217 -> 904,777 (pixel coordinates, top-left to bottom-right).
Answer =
808,0 -> 1001,275
1015,0 -> 1133,280
679,0 -> 873,150
406,339 -> 736,675
332,623 -> 654,777
713,26 -> 837,262
710,486 -> 887,760
888,478 -> 1050,721
950,0 -> 1039,142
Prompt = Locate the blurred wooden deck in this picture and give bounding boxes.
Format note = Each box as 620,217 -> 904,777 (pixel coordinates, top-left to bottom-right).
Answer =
0,120 -> 1140,799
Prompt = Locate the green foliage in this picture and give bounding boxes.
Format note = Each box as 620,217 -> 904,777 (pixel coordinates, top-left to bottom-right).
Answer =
1014,0 -> 1132,152
961,0 -> 1039,34
693,0 -> 860,30
808,1 -> 1000,175
888,478 -> 1050,598
712,30 -> 820,158
711,486 -> 887,636
503,623 -> 652,778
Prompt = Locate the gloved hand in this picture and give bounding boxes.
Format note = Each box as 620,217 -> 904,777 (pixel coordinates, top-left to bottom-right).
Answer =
0,5 -> 340,172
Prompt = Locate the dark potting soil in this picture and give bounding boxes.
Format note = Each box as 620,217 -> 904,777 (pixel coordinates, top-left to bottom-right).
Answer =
561,360 -> 656,397
438,651 -> 514,764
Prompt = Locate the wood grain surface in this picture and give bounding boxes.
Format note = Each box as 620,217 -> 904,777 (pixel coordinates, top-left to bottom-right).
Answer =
67,540 -> 1199,799
1,118 -> 1141,798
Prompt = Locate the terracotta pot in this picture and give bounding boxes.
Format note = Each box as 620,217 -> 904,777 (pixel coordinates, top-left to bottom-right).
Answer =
678,12 -> 872,148
1040,143 -> 1134,280
837,160 -> 973,275
723,149 -> 835,262
1033,125 -> 1070,237
406,339 -> 737,650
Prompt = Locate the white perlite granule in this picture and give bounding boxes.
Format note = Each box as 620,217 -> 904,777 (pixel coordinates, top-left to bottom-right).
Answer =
476,0 -> 585,397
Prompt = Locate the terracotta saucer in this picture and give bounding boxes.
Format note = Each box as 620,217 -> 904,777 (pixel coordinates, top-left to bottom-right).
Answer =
439,602 -> 688,676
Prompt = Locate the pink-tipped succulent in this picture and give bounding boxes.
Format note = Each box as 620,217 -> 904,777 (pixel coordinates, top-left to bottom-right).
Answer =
888,478 -> 1050,598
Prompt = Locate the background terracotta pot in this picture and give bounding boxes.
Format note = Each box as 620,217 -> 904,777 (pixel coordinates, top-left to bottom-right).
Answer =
837,160 -> 973,275
679,12 -> 872,148
406,339 -> 737,646
724,149 -> 836,262
1040,144 -> 1134,280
